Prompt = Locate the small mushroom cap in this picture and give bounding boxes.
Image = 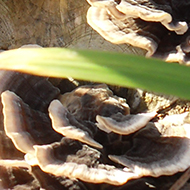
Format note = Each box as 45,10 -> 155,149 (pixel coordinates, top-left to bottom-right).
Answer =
0,70 -> 61,161
49,99 -> 103,149
34,139 -> 138,185
109,122 -> 190,177
96,111 -> 157,135
1,90 -> 62,155
116,0 -> 187,35
2,91 -> 35,154
59,84 -> 130,122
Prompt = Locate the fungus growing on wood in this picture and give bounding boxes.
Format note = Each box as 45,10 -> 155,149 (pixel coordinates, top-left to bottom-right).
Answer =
96,111 -> 157,135
109,120 -> 190,178
59,84 -> 130,121
49,99 -> 103,149
86,0 -> 190,64
1,90 -> 62,164
1,71 -> 190,188
34,137 -> 138,185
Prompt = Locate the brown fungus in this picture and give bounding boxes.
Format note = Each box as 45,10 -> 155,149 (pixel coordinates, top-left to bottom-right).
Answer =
34,138 -> 138,185
2,70 -> 190,188
109,120 -> 190,178
96,111 -> 157,135
86,0 -> 190,63
0,70 -> 60,114
49,99 -> 103,149
59,84 -> 130,122
1,90 -> 62,164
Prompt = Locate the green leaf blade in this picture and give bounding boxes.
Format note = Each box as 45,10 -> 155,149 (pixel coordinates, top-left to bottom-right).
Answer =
0,47 -> 190,100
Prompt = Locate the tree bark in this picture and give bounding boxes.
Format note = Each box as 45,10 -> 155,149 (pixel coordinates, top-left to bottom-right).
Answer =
0,0 -> 143,54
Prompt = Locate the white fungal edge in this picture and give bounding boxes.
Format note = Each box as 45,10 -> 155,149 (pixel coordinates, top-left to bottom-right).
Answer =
34,144 -> 139,185
110,135 -> 190,177
48,99 -> 103,149
109,113 -> 190,177
87,0 -> 188,35
1,90 -> 35,155
87,6 -> 157,56
0,159 -> 32,171
164,45 -> 190,65
116,1 -> 188,35
96,111 -> 157,135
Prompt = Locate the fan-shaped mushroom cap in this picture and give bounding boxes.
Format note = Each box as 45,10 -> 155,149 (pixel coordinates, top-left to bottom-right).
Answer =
88,0 -> 188,34
86,0 -> 190,63
117,1 -> 187,34
1,90 -> 62,164
87,6 -> 157,56
96,111 -> 157,135
59,84 -> 130,122
34,138 -> 138,185
109,120 -> 190,178
2,91 -> 36,155
49,99 -> 103,149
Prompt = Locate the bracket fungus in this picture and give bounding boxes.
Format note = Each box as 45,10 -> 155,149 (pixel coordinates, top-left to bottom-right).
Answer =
96,111 -> 157,134
49,99 -> 103,149
1,71 -> 190,188
86,0 -> 190,64
59,83 -> 130,121
1,90 -> 62,165
109,121 -> 190,178
34,138 -> 138,185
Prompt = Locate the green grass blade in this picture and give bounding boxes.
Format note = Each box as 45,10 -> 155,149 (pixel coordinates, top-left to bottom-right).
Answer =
0,47 -> 189,99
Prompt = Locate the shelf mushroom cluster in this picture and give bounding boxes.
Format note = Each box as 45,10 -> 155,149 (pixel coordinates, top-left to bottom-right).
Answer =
86,0 -> 190,64
1,71 -> 190,188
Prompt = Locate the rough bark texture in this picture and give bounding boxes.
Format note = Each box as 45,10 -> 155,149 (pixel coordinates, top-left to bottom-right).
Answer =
0,0 -> 144,54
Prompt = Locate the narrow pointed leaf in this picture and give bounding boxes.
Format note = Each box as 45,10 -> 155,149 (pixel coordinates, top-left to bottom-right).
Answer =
0,48 -> 189,99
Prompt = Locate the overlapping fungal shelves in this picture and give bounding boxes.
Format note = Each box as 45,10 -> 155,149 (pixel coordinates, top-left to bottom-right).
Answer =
1,1 -> 190,190
86,0 -> 190,64
0,70 -> 190,189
